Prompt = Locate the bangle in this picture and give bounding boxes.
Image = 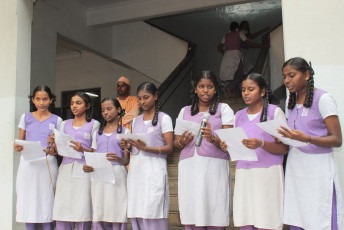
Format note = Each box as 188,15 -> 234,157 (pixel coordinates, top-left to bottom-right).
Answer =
158,147 -> 161,155
210,134 -> 216,143
306,136 -> 311,144
261,137 -> 264,147
178,137 -> 186,148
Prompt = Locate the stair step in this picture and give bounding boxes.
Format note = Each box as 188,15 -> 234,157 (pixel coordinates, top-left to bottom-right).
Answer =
168,165 -> 178,178
169,178 -> 178,195
167,153 -> 180,165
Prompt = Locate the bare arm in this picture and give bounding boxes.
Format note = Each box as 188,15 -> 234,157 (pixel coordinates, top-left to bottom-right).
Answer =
278,115 -> 342,148
245,26 -> 270,39
217,43 -> 225,55
14,129 -> 26,152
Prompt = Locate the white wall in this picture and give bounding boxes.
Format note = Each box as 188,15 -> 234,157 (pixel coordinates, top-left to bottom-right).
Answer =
31,0 -> 113,91
282,0 -> 344,197
269,25 -> 284,91
55,50 -> 160,107
112,21 -> 188,83
0,0 -> 32,229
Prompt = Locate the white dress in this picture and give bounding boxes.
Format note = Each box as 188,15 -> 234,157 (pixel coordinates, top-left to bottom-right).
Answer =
90,129 -> 131,223
284,94 -> 344,230
52,120 -> 100,222
233,108 -> 286,230
178,104 -> 234,227
16,114 -> 62,223
127,114 -> 173,219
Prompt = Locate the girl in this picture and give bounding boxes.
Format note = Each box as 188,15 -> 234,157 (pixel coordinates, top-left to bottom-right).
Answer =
49,91 -> 100,230
124,82 -> 174,230
174,70 -> 234,230
278,57 -> 344,230
220,73 -> 288,230
83,98 -> 130,230
14,85 -> 62,230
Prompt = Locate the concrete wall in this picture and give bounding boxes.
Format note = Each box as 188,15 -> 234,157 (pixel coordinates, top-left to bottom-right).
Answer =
55,49 -> 160,107
112,21 -> 188,83
282,0 -> 344,197
269,25 -> 284,91
31,0 -> 113,92
0,0 -> 32,229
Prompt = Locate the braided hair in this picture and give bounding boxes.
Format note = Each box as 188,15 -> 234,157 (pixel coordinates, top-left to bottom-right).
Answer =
29,85 -> 56,113
282,57 -> 315,110
98,97 -> 125,135
191,70 -> 223,116
244,73 -> 271,122
137,82 -> 160,126
72,91 -> 93,122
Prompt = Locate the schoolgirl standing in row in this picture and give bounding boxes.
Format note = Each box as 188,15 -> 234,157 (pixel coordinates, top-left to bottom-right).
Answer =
175,71 -> 234,230
14,85 -> 62,230
221,73 -> 288,230
83,98 -> 130,230
279,57 -> 344,230
123,82 -> 174,230
49,92 -> 100,230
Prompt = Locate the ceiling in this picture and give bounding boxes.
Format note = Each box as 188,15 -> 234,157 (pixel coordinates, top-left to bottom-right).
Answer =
71,0 -> 141,10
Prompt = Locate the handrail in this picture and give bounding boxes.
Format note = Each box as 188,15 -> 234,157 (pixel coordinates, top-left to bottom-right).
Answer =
145,20 -> 196,109
158,43 -> 195,108
253,22 -> 282,74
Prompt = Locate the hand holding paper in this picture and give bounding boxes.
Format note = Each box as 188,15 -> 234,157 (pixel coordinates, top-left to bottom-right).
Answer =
215,128 -> 258,161
84,152 -> 115,184
117,133 -> 150,146
255,118 -> 307,147
54,129 -> 82,159
174,118 -> 200,136
14,140 -> 45,161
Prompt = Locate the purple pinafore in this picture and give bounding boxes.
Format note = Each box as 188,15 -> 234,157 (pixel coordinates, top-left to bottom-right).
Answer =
178,103 -> 231,229
127,112 -> 171,230
53,119 -> 99,230
284,89 -> 344,230
233,104 -> 285,230
92,127 -> 128,230
16,113 -> 60,230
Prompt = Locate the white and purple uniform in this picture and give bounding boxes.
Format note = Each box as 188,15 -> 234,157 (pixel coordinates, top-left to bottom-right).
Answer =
233,105 -> 285,230
16,113 -> 62,230
53,119 -> 99,230
91,127 -> 130,230
284,89 -> 344,230
127,112 -> 173,230
178,103 -> 234,229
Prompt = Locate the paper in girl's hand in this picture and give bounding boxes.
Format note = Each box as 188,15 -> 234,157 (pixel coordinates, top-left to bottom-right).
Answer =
174,118 -> 201,136
54,129 -> 82,159
14,140 -> 45,161
84,152 -> 115,184
215,128 -> 258,161
117,133 -> 150,146
255,118 -> 307,147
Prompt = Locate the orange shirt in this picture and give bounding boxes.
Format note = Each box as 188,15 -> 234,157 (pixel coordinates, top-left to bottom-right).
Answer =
117,96 -> 140,132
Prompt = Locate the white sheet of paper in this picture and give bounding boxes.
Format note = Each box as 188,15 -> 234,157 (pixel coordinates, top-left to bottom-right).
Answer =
15,139 -> 45,160
174,118 -> 201,136
118,133 -> 150,146
84,152 -> 115,184
215,128 -> 258,161
255,118 -> 307,147
54,129 -> 82,159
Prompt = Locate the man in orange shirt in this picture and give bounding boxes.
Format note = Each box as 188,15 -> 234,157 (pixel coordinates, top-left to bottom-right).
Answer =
116,76 -> 140,131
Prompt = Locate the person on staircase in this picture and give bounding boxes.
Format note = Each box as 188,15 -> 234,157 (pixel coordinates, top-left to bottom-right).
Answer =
174,71 -> 234,230
217,21 -> 268,98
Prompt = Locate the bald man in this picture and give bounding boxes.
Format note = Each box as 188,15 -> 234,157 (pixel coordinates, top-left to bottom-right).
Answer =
116,76 -> 140,131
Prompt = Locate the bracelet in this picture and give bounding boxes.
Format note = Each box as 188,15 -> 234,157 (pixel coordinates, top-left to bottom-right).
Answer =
158,147 -> 161,155
210,134 -> 216,143
178,137 -> 186,148
306,136 -> 311,144
261,137 -> 264,147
